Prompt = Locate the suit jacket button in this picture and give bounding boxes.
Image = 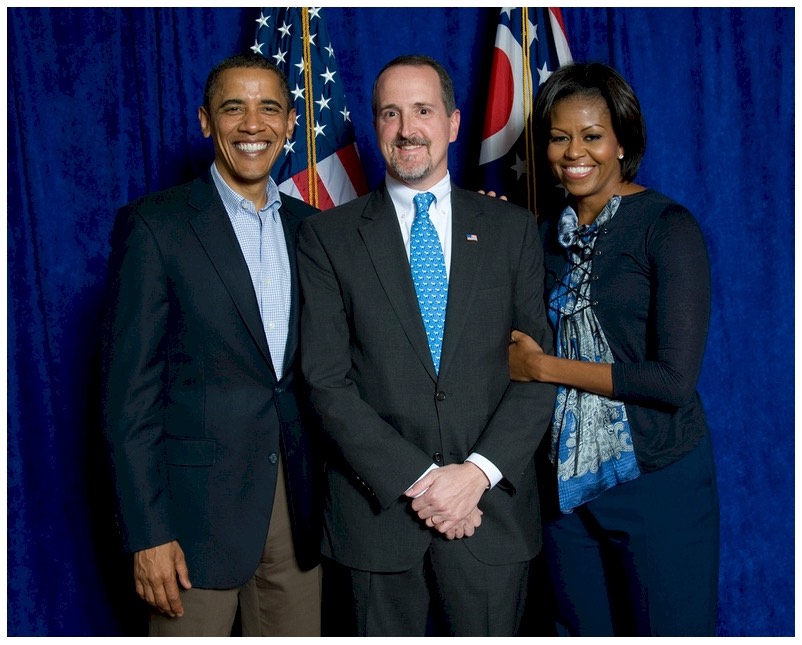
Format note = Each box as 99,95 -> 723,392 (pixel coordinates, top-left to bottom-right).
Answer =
433,452 -> 443,465
268,452 -> 278,464
435,391 -> 446,401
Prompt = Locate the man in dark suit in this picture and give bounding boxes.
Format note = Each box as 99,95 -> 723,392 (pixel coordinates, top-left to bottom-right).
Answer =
100,53 -> 321,636
297,54 -> 556,636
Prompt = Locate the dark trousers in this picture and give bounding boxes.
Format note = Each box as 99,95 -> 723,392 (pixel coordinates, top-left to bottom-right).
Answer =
323,538 -> 529,637
543,431 -> 720,636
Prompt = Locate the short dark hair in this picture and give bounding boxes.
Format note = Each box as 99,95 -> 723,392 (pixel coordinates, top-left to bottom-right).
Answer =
203,52 -> 292,113
533,62 -> 646,182
371,54 -> 457,118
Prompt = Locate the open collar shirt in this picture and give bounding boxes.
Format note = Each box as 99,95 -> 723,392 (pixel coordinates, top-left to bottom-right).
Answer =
211,163 -> 290,380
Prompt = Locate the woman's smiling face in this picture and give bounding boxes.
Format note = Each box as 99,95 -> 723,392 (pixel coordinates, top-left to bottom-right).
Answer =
547,95 -> 625,220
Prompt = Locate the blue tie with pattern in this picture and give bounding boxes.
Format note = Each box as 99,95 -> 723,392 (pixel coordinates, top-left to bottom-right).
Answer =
410,192 -> 448,373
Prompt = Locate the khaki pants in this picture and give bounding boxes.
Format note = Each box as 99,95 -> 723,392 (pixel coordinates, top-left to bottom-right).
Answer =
149,457 -> 321,636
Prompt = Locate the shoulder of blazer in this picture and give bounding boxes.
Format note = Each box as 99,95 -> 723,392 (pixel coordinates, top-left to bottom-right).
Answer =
450,183 -> 534,223
279,192 -> 320,221
110,180 -> 199,248
119,172 -> 217,225
305,190 -> 378,231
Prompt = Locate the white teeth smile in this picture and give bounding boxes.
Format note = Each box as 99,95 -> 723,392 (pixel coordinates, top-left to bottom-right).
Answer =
564,166 -> 593,176
236,142 -> 269,152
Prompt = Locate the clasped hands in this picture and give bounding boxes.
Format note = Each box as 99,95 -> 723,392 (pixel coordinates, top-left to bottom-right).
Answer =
404,462 -> 489,540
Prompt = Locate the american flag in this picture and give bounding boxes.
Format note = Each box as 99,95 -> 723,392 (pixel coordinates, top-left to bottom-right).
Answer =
251,7 -> 368,209
478,8 -> 572,213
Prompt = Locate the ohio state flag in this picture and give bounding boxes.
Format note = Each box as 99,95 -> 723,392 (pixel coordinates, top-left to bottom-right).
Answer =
478,8 -> 572,213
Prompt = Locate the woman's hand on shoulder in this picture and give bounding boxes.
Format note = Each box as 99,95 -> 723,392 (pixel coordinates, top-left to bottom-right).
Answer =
477,189 -> 508,201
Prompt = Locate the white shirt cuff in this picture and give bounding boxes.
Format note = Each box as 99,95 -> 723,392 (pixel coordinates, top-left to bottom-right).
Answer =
406,463 -> 439,498
466,453 -> 502,489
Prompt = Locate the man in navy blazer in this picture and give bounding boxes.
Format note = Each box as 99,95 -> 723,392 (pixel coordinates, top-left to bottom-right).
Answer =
101,53 -> 321,636
297,55 -> 556,636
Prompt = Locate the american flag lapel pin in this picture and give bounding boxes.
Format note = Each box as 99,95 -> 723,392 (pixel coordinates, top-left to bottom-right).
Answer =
465,233 -> 479,242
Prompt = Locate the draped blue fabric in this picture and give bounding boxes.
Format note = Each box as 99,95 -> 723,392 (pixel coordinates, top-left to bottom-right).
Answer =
7,7 -> 793,636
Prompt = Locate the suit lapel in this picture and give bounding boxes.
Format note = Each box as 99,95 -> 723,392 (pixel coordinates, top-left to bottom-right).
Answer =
358,186 -> 437,380
187,176 -> 276,375
279,202 -> 303,371
439,187 -> 485,377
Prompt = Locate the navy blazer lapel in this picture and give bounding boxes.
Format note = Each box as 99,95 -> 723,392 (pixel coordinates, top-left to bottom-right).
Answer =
358,186 -> 437,379
279,201 -> 303,374
439,186 -> 485,376
186,176 -> 276,374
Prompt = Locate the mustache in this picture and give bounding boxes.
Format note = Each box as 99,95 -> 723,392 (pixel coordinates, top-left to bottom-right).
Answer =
392,136 -> 429,147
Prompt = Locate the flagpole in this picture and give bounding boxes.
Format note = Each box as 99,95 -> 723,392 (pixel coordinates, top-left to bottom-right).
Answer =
521,8 -> 536,216
301,7 -> 319,207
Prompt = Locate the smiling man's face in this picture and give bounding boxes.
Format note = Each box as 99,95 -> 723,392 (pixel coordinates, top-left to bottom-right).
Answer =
199,66 -> 295,206
374,63 -> 460,191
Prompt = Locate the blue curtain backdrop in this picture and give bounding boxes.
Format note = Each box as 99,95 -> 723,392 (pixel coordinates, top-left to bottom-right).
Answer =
7,7 -> 793,636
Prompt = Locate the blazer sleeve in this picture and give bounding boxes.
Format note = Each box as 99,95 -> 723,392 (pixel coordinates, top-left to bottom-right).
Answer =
469,209 -> 556,491
296,217 -> 435,509
100,204 -> 177,553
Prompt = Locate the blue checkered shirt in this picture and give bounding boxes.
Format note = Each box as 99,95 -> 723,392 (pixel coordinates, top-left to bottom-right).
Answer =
211,164 -> 290,380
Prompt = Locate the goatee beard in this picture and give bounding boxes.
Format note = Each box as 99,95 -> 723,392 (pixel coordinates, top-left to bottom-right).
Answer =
390,137 -> 431,183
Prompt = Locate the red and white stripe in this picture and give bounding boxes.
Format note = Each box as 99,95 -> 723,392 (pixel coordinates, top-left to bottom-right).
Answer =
479,7 -> 572,167
548,8 -> 572,67
279,143 -> 368,210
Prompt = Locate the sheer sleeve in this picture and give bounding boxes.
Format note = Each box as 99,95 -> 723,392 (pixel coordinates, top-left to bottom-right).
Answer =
611,207 -> 711,407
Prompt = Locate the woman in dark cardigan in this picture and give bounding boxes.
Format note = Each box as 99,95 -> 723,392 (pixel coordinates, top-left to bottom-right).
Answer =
510,62 -> 719,636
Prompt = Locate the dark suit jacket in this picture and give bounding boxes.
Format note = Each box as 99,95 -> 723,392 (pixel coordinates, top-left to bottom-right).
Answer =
297,182 -> 556,572
100,172 -> 322,589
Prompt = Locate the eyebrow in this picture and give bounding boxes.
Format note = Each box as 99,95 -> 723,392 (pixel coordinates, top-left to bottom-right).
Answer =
550,123 -> 607,132
217,98 -> 285,111
379,101 -> 435,112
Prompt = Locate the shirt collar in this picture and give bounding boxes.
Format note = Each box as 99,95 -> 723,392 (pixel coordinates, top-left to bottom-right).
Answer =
210,163 -> 282,218
386,172 -> 451,213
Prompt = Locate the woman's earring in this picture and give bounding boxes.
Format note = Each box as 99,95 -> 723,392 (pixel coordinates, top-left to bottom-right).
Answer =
618,153 -> 624,160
